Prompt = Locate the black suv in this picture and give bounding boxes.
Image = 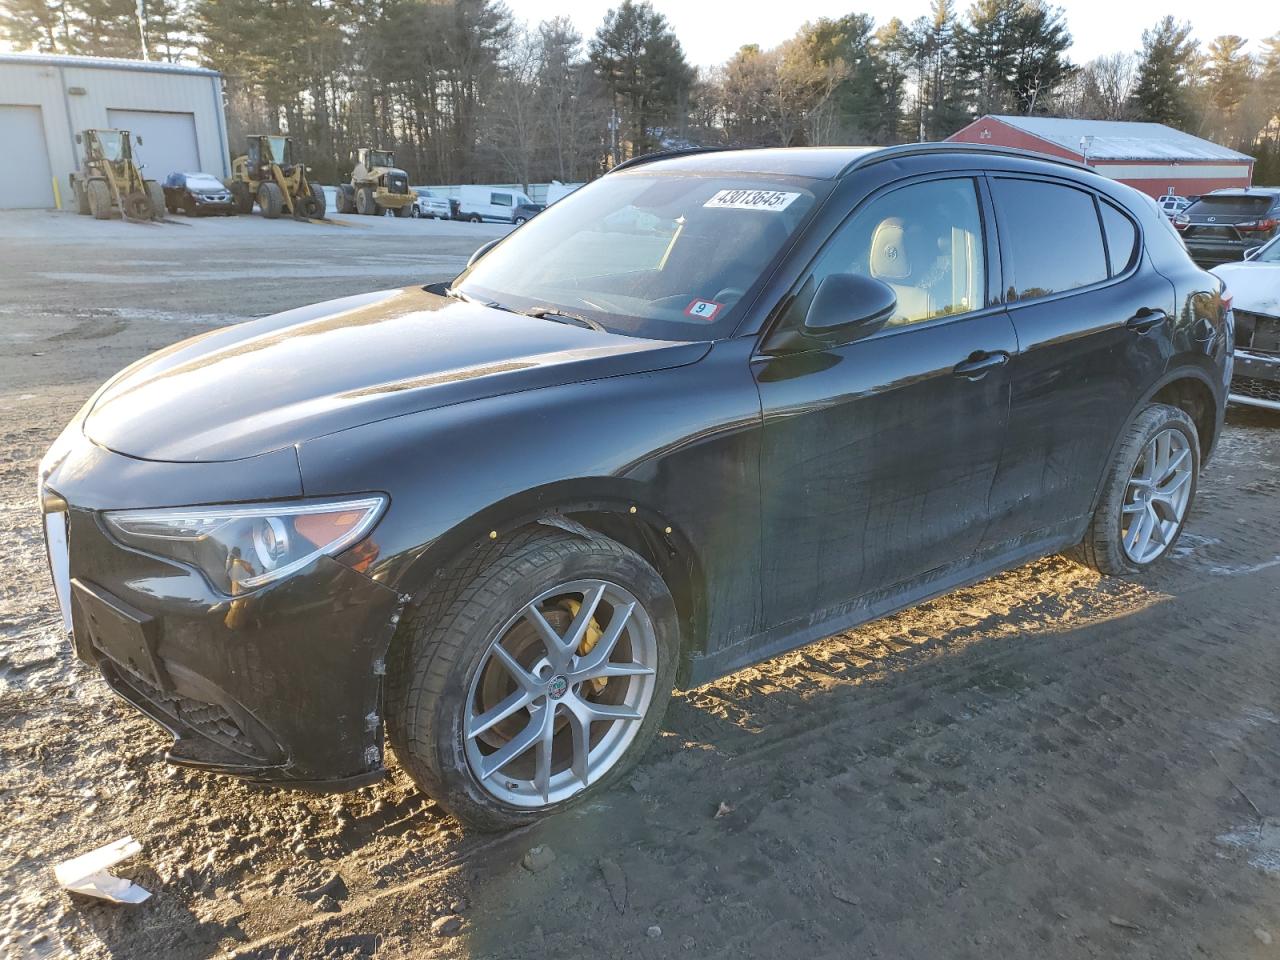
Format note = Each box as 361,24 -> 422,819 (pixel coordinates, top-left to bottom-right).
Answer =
1175,187 -> 1280,265
162,171 -> 236,216
40,145 -> 1230,830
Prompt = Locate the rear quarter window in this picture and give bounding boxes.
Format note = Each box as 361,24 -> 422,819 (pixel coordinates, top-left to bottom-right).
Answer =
992,178 -> 1108,301
1099,201 -> 1139,275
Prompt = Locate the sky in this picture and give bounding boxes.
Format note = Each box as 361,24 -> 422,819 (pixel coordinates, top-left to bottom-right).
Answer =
508,0 -> 1269,68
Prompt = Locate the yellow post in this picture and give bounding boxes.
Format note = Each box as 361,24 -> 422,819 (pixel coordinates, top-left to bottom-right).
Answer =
52,176 -> 63,210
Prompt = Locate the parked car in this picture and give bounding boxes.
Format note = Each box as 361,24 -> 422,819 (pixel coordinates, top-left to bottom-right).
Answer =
40,144 -> 1229,831
1212,234 -> 1280,410
161,172 -> 236,216
1157,192 -> 1192,219
1174,187 -> 1280,266
456,185 -> 533,223
512,201 -> 544,225
411,189 -> 451,220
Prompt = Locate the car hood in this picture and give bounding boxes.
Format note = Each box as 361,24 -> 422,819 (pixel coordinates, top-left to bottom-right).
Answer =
1211,262 -> 1280,317
83,287 -> 710,463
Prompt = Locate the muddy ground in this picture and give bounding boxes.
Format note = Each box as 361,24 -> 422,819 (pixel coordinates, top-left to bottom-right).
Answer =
2,208 -> 1279,960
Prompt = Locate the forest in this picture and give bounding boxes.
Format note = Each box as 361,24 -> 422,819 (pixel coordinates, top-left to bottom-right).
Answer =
2,0 -> 1278,186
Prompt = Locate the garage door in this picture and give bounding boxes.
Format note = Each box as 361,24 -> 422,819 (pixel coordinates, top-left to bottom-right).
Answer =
0,105 -> 55,208
106,109 -> 200,181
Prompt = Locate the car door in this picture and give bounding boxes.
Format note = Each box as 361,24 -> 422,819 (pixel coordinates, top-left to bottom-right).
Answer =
753,175 -> 1018,630
981,176 -> 1175,546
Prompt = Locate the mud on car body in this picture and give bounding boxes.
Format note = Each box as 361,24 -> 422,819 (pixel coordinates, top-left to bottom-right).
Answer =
40,144 -> 1231,830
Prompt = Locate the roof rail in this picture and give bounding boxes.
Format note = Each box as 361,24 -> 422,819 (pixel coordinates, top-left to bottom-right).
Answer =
608,145 -> 741,174
839,141 -> 1092,178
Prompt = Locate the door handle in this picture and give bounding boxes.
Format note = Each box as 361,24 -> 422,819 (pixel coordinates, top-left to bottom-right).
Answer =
1126,308 -> 1169,333
952,350 -> 1010,380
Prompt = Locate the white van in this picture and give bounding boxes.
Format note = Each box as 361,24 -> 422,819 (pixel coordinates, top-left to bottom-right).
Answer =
456,186 -> 532,223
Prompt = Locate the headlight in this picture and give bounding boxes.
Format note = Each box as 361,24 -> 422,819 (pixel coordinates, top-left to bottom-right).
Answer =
104,496 -> 387,594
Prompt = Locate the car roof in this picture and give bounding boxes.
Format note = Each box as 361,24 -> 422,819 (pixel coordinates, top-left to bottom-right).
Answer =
615,143 -> 1090,181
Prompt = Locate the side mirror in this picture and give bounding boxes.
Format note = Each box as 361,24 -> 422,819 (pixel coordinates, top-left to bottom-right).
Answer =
75,133 -> 82,144
135,135 -> 143,145
803,273 -> 897,337
1244,246 -> 1262,261
466,238 -> 500,270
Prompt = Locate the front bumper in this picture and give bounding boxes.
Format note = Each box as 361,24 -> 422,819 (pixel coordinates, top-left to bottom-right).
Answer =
40,434 -> 405,791
1230,348 -> 1280,411
192,194 -> 235,213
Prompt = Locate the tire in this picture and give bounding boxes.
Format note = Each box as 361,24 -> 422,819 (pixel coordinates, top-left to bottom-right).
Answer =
1070,403 -> 1199,575
231,181 -> 253,214
146,180 -> 165,220
387,530 -> 678,831
73,179 -> 90,216
356,186 -> 377,216
309,183 -> 326,219
258,182 -> 283,219
87,180 -> 112,220
514,216 -> 527,225
394,202 -> 411,218
410,205 -> 421,218
469,213 -> 482,223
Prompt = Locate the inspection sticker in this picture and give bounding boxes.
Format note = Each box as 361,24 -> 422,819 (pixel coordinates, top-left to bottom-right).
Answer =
684,299 -> 723,321
704,189 -> 801,212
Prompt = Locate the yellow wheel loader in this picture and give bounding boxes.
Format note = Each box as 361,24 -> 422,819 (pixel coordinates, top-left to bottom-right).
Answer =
228,135 -> 326,220
69,129 -> 165,222
335,147 -> 413,217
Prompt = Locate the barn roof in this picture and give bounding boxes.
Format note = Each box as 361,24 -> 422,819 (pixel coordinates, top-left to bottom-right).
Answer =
0,52 -> 220,79
986,115 -> 1253,163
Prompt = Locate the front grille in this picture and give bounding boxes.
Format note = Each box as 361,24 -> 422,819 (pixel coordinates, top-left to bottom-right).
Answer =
1237,310 -> 1280,354
111,665 -> 269,762
1233,376 -> 1280,403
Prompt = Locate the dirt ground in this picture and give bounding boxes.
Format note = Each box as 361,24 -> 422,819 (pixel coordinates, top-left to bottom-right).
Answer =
2,208 -> 1280,960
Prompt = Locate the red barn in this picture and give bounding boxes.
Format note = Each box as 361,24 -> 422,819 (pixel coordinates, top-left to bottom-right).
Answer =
948,115 -> 1254,198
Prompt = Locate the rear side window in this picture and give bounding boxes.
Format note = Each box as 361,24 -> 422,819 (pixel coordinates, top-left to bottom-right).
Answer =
993,178 -> 1108,301
1100,201 -> 1138,276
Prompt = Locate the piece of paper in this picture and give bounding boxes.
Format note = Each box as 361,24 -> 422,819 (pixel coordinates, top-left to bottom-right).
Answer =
54,836 -> 152,905
703,189 -> 801,212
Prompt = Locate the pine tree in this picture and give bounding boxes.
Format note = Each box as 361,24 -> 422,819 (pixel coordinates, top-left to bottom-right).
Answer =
1129,16 -> 1199,128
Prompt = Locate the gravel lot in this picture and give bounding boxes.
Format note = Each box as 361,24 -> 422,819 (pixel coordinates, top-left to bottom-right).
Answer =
2,208 -> 1280,959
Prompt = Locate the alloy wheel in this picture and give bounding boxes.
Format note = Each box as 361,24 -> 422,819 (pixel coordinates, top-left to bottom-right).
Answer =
463,579 -> 657,808
1121,427 -> 1193,564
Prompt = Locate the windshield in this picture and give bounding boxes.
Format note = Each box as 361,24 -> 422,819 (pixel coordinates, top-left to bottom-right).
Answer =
93,131 -> 124,162
369,150 -> 394,168
1256,236 -> 1280,263
187,174 -> 225,191
265,136 -> 290,164
455,172 -> 823,341
1188,195 -> 1274,217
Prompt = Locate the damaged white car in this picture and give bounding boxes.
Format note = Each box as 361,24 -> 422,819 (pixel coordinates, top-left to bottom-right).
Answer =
1213,235 -> 1280,411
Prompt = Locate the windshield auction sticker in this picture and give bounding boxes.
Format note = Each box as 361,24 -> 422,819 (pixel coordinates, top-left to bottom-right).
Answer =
703,189 -> 801,212
684,299 -> 723,320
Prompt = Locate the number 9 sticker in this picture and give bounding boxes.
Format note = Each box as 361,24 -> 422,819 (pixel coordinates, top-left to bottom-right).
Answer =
684,299 -> 723,321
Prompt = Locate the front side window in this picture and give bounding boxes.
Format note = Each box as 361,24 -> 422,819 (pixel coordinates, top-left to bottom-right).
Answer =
993,178 -> 1108,301
94,131 -> 124,162
783,177 -> 986,331
265,136 -> 290,164
456,173 -> 823,341
369,150 -> 394,168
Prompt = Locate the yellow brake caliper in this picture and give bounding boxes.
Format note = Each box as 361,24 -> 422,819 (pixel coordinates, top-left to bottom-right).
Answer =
559,599 -> 608,695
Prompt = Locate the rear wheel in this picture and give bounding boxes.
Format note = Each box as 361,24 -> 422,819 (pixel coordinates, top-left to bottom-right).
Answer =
387,530 -> 678,831
145,180 -> 165,220
231,181 -> 253,214
73,178 -> 90,215
1071,403 -> 1199,575
258,182 -> 283,219
393,202 -> 412,218
356,186 -> 377,216
87,179 -> 111,220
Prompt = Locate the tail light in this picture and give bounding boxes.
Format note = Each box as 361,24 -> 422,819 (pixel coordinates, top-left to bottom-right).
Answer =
1237,218 -> 1278,232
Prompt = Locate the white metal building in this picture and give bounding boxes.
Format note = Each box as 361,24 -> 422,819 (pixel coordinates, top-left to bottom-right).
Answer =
0,53 -> 230,209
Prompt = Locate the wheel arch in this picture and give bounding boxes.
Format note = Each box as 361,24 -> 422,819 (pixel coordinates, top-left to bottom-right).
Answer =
384,478 -> 708,673
1085,365 -> 1222,519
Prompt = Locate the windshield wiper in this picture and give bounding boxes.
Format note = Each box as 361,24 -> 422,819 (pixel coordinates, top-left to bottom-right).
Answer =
520,307 -> 605,332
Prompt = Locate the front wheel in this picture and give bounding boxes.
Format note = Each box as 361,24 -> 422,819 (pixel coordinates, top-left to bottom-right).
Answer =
1071,403 -> 1199,575
387,531 -> 678,831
